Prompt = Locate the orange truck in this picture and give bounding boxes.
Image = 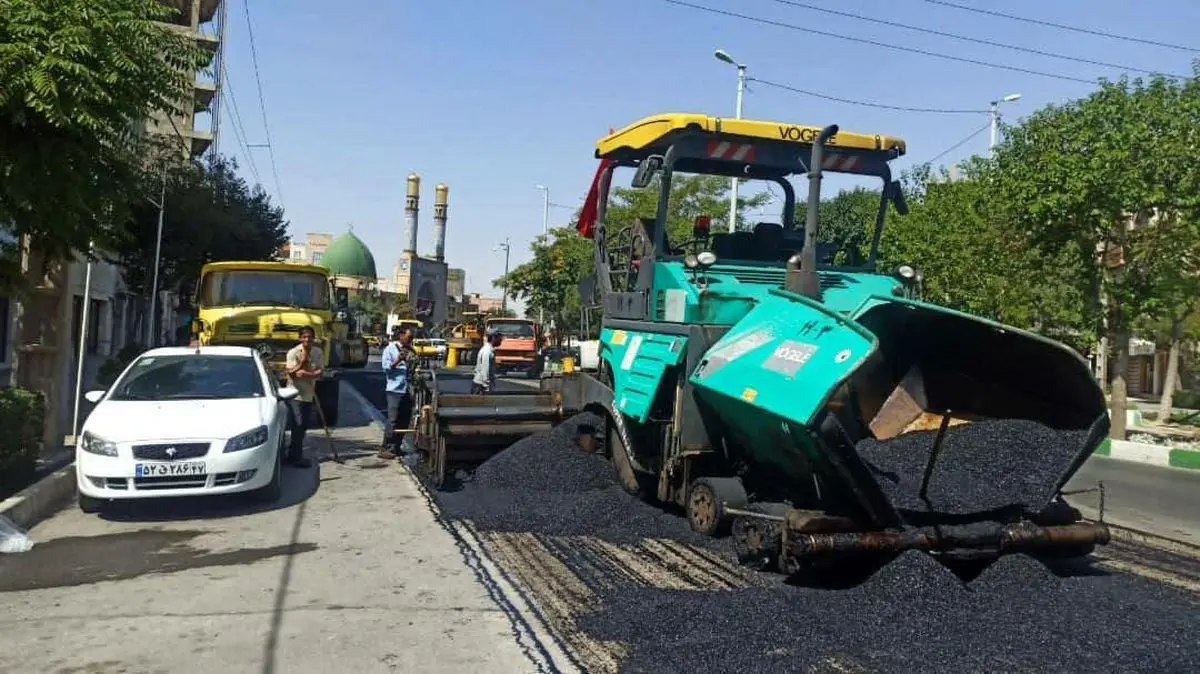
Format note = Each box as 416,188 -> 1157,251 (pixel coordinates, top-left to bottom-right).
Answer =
486,317 -> 543,378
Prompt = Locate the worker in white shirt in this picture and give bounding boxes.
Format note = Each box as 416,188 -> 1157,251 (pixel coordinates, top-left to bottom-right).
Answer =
471,329 -> 502,394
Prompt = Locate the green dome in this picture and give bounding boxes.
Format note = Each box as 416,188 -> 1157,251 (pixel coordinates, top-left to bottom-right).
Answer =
320,231 -> 377,279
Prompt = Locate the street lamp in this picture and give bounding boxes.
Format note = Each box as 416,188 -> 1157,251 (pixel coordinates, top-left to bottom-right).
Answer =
535,184 -> 550,236
714,48 -> 747,233
534,185 -> 550,323
494,238 -> 511,313
989,93 -> 1022,152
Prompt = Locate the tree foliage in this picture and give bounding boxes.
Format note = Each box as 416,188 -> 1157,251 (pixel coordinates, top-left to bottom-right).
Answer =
605,174 -> 771,243
987,68 -> 1200,436
494,226 -> 592,338
0,0 -> 205,289
116,155 -> 289,301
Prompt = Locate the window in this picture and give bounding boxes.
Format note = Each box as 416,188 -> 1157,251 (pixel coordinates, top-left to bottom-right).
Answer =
311,252 -> 323,264
489,321 -> 535,338
71,297 -> 103,355
292,250 -> 304,260
197,270 -> 331,310
109,354 -> 265,401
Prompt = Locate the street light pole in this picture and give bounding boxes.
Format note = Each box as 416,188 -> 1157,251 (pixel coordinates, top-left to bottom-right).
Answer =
72,241 -> 95,441
495,238 -> 511,313
715,48 -> 747,233
146,163 -> 167,346
989,93 -> 1022,153
534,185 -> 550,324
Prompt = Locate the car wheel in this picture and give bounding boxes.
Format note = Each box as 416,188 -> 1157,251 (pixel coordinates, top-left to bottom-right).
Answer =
78,493 -> 103,514
252,439 -> 284,503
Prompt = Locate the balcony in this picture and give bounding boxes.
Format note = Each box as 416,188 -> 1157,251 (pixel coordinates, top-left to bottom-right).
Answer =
158,0 -> 221,27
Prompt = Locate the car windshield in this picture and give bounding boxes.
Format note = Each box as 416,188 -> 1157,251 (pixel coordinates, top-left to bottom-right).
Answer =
109,354 -> 265,401
199,270 -> 330,310
489,321 -> 534,338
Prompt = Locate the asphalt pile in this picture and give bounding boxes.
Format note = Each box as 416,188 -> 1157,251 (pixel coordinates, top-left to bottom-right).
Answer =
435,412 -> 709,546
855,419 -> 1091,517
577,552 -> 1200,673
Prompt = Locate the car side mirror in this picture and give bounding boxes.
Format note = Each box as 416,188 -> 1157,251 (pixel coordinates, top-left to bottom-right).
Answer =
278,386 -> 301,401
84,390 -> 106,404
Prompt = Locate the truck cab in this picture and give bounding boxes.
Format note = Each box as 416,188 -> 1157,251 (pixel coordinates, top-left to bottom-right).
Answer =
191,261 -> 364,425
485,317 -> 543,379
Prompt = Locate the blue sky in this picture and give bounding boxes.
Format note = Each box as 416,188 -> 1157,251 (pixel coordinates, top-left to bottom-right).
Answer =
213,0 -> 1199,302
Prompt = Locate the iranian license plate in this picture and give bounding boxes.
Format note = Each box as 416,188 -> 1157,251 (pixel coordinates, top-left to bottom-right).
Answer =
135,462 -> 206,478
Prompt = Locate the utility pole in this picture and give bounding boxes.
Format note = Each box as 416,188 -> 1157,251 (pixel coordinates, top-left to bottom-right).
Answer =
534,185 -> 549,323
146,163 -> 167,346
496,238 -> 511,313
72,241 -> 96,441
715,49 -> 747,233
989,93 -> 1022,153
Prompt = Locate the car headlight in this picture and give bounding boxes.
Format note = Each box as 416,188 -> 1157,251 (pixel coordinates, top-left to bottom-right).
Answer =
80,431 -> 118,457
224,425 -> 270,453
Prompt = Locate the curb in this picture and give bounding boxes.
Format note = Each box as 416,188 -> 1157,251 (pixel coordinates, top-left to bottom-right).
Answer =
1093,439 -> 1200,471
0,459 -> 77,530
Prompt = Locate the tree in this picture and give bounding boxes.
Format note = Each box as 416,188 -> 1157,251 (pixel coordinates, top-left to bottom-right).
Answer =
0,0 -> 205,290
989,68 -> 1200,439
117,155 -> 289,302
493,227 -> 591,341
604,174 -> 771,243
814,186 -> 883,265
485,307 -> 516,318
880,160 -> 1093,351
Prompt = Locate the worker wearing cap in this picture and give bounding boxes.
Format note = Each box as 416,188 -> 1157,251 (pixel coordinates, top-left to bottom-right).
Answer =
472,329 -> 502,394
379,325 -> 419,460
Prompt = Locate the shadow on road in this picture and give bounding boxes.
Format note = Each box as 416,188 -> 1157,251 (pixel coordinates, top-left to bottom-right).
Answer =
96,464 -> 321,523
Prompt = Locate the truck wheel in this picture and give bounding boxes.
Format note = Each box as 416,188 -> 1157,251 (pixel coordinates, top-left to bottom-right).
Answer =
315,379 -> 340,427
687,477 -> 748,538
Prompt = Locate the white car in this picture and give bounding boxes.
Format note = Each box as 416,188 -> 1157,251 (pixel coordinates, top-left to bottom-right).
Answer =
75,345 -> 301,513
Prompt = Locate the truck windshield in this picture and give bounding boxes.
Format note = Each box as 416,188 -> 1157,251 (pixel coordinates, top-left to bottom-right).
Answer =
199,271 -> 330,310
489,321 -> 535,338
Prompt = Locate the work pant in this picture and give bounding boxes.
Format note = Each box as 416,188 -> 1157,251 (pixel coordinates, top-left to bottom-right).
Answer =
288,400 -> 313,460
385,392 -> 413,450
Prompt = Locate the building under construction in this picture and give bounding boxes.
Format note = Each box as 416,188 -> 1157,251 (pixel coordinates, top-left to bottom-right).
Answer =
148,0 -> 226,159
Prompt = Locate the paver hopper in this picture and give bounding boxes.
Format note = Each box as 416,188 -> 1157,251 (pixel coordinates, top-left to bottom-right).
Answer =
412,369 -> 565,488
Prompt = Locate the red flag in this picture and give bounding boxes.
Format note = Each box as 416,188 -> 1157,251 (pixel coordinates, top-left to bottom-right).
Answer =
576,158 -> 616,239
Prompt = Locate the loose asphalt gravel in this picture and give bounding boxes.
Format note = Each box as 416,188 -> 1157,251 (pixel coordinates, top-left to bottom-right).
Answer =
855,419 -> 1091,518
407,398 -> 1200,673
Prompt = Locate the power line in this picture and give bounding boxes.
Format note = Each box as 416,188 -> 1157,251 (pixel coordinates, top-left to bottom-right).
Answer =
920,122 -> 991,166
919,0 -> 1200,53
664,0 -> 1098,84
751,78 -> 990,114
219,65 -> 263,185
241,0 -> 284,205
769,0 -> 1186,79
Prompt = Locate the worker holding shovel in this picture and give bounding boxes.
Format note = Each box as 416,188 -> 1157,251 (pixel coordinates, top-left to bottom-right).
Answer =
283,326 -> 322,469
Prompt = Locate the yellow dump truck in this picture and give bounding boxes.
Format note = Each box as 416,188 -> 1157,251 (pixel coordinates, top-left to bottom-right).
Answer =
191,261 -> 368,425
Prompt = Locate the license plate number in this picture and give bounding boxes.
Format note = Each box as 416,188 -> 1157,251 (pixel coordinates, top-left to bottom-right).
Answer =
136,462 -> 206,478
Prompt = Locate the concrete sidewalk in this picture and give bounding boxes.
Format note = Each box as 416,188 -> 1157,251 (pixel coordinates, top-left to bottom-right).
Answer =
0,386 -> 558,674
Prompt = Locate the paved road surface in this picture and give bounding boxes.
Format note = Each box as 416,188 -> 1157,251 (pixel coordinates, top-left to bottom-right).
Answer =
0,386 -> 548,674
1067,456 -> 1200,545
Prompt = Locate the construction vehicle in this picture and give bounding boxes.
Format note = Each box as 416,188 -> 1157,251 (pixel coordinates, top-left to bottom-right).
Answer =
192,261 -> 368,425
446,311 -> 486,364
486,317 -> 543,378
413,112 -> 1113,574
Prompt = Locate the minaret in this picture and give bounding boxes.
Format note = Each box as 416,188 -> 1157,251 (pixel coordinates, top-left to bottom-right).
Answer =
433,183 -> 448,263
404,172 -> 420,256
